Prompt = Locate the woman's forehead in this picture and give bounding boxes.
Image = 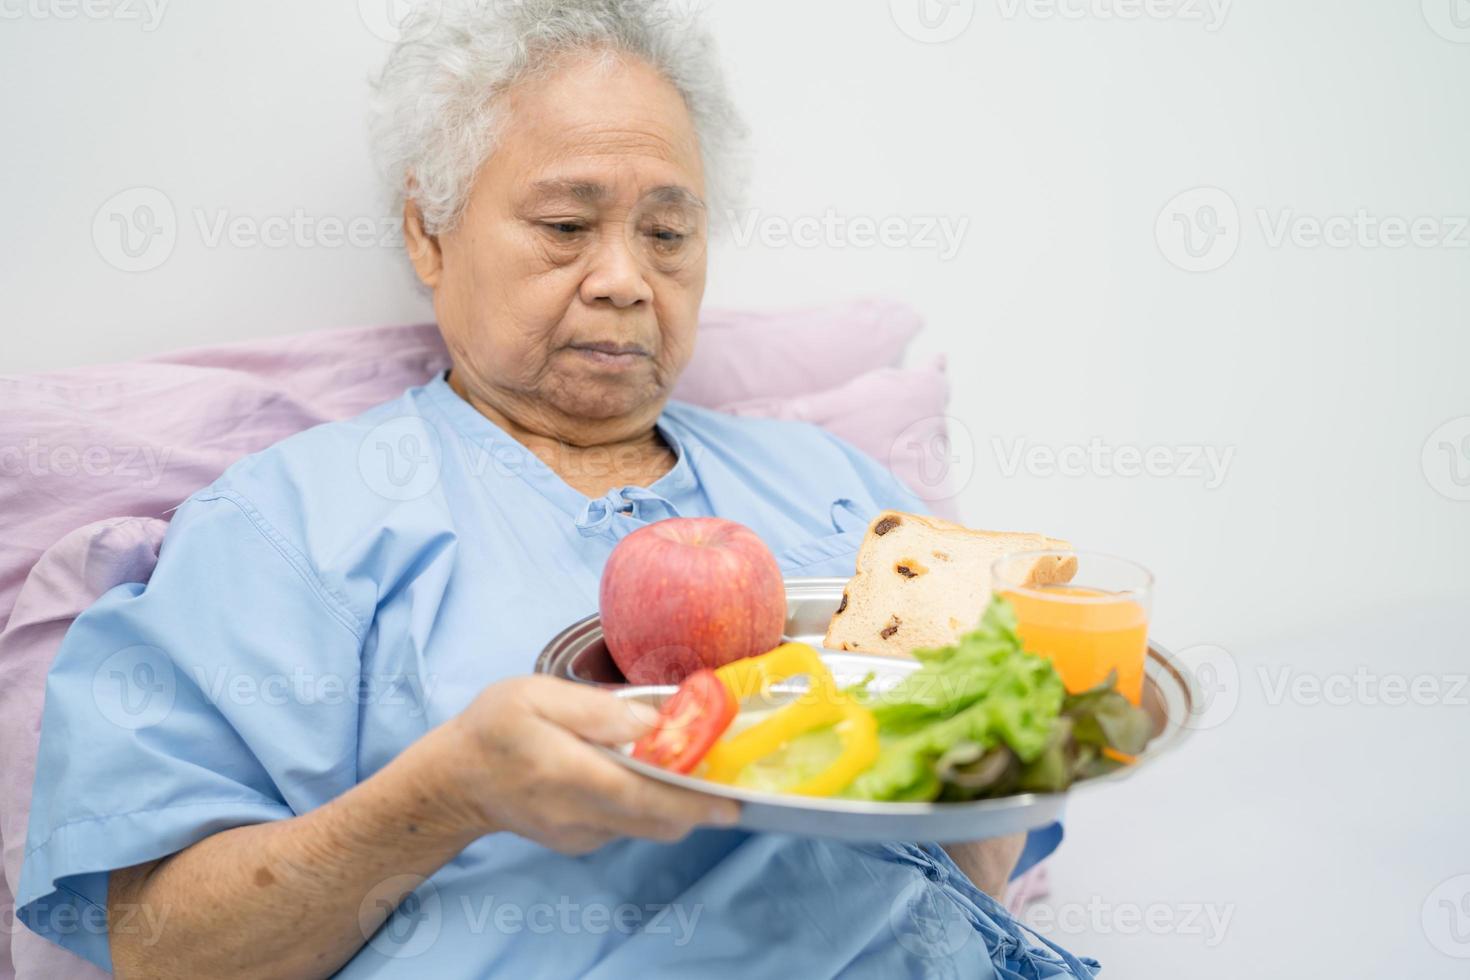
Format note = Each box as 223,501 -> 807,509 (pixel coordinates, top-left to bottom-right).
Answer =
521,177 -> 706,211
490,52 -> 705,194
492,135 -> 706,211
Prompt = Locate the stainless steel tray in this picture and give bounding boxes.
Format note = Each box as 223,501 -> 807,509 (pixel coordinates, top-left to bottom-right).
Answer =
536,577 -> 1197,842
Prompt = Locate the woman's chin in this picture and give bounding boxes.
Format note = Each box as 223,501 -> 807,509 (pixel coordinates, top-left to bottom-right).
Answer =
543,371 -> 664,423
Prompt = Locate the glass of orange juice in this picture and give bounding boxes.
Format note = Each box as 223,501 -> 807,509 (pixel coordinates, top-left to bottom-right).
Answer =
991,552 -> 1153,705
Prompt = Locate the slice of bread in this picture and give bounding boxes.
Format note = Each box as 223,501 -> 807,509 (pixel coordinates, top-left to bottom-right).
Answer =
823,511 -> 1076,657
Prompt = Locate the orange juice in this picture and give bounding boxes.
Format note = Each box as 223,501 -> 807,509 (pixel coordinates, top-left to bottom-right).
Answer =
1002,587 -> 1149,705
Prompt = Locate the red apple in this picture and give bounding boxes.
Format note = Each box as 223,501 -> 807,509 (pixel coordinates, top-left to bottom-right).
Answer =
600,517 -> 786,685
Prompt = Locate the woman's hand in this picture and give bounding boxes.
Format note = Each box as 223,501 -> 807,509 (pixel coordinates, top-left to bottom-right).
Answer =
422,675 -> 741,854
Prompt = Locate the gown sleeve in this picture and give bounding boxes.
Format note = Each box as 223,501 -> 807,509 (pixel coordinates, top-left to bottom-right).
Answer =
16,488 -> 366,972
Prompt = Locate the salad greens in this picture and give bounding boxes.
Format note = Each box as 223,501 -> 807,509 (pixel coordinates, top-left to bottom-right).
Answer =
931,673 -> 1153,800
840,595 -> 1152,802
711,596 -> 1153,801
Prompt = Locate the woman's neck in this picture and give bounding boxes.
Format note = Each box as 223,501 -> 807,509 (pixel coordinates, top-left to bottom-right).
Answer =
446,371 -> 677,498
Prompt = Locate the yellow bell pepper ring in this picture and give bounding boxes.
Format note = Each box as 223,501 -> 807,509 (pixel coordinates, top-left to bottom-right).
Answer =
702,692 -> 842,783
713,642 -> 832,701
704,643 -> 880,797
787,700 -> 879,797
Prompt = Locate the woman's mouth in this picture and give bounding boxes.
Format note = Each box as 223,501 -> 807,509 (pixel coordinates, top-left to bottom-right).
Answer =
567,342 -> 652,369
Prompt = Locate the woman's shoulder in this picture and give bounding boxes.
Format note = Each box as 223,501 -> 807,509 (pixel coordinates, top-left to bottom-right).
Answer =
662,399 -> 927,513
662,398 -> 845,450
190,383 -> 442,543
662,399 -> 890,477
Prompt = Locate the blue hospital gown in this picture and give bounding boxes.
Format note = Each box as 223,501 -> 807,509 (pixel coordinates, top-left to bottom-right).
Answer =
18,372 -> 1093,978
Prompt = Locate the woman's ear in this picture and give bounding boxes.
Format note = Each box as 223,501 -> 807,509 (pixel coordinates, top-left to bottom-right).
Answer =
402,197 -> 443,289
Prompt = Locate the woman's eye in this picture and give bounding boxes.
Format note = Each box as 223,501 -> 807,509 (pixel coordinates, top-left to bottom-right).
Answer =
544,221 -> 586,237
647,227 -> 687,249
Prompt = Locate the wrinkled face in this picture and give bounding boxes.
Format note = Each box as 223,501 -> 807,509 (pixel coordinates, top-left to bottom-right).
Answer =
409,49 -> 708,440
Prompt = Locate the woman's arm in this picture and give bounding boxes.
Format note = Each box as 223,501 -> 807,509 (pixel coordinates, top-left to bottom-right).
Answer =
108,677 -> 740,980
109,723 -> 474,980
942,833 -> 1027,900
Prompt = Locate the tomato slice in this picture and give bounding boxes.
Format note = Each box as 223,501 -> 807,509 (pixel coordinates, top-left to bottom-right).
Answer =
630,669 -> 738,774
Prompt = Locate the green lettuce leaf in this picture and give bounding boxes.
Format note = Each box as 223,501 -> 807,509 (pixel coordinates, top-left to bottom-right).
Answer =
843,596 -> 1150,802
843,598 -> 1067,801
935,672 -> 1155,800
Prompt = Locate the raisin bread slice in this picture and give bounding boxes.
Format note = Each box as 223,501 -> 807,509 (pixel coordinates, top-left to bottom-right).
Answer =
823,511 -> 1076,657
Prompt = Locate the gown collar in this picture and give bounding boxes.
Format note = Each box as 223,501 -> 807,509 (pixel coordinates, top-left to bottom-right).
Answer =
419,372 -> 700,538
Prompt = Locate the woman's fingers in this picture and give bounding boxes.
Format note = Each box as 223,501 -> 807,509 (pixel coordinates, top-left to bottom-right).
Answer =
599,760 -> 741,830
455,675 -> 741,851
535,718 -> 742,833
521,676 -> 659,746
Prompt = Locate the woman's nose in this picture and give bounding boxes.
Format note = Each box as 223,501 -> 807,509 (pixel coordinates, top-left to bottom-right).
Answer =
579,230 -> 654,309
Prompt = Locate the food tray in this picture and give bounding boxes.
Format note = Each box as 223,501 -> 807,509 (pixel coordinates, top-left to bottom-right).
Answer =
535,578 -> 1197,842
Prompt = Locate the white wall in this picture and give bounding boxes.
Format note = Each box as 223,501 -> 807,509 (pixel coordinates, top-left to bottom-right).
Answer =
3,2 -> 1467,975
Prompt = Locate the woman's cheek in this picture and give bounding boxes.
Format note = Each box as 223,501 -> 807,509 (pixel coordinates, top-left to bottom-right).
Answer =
656,322 -> 698,382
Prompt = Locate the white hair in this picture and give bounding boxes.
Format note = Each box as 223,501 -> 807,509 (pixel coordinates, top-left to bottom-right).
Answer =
369,0 -> 747,235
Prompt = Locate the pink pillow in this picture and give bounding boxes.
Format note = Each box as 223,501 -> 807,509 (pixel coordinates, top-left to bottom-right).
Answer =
672,298 -> 922,408
0,322 -> 450,635
0,519 -> 163,980
0,874 -> 11,980
716,356 -> 961,515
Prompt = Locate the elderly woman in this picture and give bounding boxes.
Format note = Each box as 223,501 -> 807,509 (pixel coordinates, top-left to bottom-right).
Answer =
17,2 -> 1090,976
